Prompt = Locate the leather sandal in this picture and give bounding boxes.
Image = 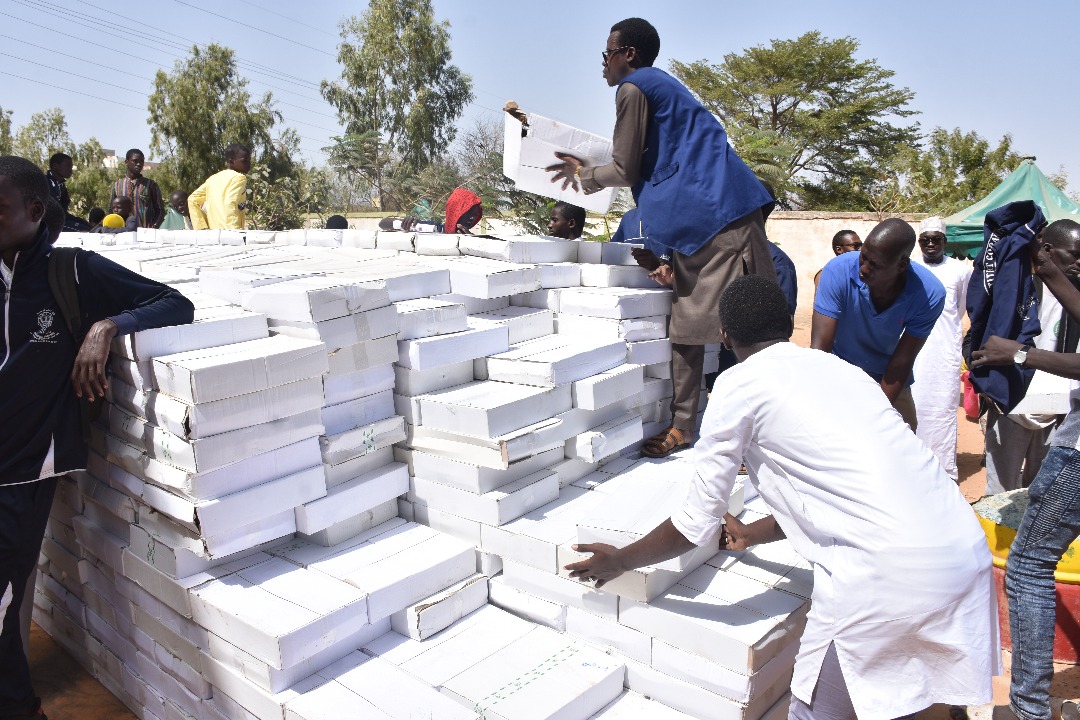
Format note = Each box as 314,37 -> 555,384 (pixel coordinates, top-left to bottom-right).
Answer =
642,426 -> 691,458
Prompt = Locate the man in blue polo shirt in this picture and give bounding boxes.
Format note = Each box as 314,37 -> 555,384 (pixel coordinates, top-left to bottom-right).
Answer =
812,218 -> 945,431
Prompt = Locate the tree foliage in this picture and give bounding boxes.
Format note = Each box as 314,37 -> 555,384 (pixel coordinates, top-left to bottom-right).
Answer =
148,43 -> 286,192
0,105 -> 12,156
857,128 -> 1036,217
670,31 -> 918,208
66,138 -> 124,216
321,0 -> 473,206
7,107 -> 120,217
12,107 -> 71,167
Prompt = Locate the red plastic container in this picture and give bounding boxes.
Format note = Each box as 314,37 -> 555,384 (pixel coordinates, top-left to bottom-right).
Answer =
994,565 -> 1080,664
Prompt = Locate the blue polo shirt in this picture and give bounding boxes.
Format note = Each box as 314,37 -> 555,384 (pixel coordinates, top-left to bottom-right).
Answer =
814,251 -> 945,384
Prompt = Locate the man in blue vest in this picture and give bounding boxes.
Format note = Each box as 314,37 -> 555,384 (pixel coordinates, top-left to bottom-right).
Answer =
548,17 -> 776,458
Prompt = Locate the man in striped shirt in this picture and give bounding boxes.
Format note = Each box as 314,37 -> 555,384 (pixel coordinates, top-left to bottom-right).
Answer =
110,148 -> 164,229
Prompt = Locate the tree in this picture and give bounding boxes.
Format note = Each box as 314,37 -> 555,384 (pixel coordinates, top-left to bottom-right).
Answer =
148,43 -> 287,192
66,138 -> 124,216
670,31 -> 919,208
322,0 -> 474,207
13,108 -> 71,167
889,128 -> 1023,214
0,105 -> 12,155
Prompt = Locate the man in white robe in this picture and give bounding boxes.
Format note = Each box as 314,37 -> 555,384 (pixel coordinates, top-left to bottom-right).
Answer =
911,216 -> 972,480
566,275 -> 999,720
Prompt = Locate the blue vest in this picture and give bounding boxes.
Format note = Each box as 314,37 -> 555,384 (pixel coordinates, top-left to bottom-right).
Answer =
620,67 -> 772,256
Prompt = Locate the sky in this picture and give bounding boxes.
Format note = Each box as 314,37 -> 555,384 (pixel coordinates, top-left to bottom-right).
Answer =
3,0 -> 1079,193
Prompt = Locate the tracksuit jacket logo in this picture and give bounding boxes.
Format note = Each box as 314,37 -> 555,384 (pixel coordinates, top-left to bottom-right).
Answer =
31,308 -> 58,343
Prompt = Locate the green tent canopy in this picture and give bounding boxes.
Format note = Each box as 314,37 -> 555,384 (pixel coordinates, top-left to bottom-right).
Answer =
944,159 -> 1080,258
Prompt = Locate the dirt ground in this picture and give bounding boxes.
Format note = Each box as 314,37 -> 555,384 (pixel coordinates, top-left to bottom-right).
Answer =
29,317 -> 1079,718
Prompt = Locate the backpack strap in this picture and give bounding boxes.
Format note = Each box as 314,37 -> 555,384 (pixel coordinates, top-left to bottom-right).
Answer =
47,247 -> 104,439
48,246 -> 84,342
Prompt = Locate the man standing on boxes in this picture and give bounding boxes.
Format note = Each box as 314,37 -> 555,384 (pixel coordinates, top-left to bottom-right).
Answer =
0,156 -> 194,720
547,17 -> 776,458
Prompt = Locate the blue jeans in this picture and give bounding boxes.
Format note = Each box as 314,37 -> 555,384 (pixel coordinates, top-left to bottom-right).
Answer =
1006,446 -> 1080,720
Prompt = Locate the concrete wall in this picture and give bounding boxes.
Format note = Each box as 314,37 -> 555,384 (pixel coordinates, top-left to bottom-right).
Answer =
764,211 -> 927,321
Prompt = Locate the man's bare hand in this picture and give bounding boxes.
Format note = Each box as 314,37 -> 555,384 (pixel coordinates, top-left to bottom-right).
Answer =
72,319 -> 118,401
564,542 -> 624,587
971,335 -> 1024,368
649,264 -> 674,287
545,152 -> 583,192
721,512 -> 757,551
630,247 -> 661,272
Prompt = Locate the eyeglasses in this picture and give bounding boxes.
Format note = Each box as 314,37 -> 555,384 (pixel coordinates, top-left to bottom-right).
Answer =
601,45 -> 632,63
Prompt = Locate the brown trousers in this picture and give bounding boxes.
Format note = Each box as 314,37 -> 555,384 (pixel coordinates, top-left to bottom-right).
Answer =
668,210 -> 775,434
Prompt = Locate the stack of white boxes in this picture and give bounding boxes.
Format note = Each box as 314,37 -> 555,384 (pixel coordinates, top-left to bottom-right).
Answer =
31,228 -> 810,720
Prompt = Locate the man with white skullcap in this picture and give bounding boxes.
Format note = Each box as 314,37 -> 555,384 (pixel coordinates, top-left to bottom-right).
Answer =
910,216 -> 972,480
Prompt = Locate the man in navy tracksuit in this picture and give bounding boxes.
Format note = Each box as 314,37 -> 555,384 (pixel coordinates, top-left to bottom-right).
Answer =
0,155 -> 194,719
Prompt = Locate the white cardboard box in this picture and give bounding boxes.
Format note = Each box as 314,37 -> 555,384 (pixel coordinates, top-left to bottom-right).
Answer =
458,234 -> 579,264
565,412 -> 643,463
113,308 -> 269,361
108,405 -> 324,474
294,463 -> 409,534
559,287 -> 671,319
152,336 -> 328,404
321,389 -> 395,436
572,364 -> 644,411
297,522 -> 477,622
480,486 -> 605,575
556,314 -> 668,342
440,627 -> 625,720
468,306 -> 555,345
241,277 -> 391,322
109,376 -> 325,440
488,575 -> 567,631
393,360 -> 473,397
394,298 -> 468,340
208,618 -> 390,695
269,304 -> 400,349
436,255 -> 543,299
390,573 -> 488,641
503,111 -> 616,213
407,470 -> 559,527
486,335 -> 627,388
324,364 -> 396,406
397,445 -> 562,495
540,262 -> 582,289
191,557 -> 370,670
326,335 -> 399,375
397,326 -> 509,370
417,380 -> 573,439
319,415 -> 405,466
300,498 -> 398,547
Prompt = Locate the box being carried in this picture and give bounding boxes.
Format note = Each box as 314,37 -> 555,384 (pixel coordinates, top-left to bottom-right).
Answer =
503,110 -> 616,214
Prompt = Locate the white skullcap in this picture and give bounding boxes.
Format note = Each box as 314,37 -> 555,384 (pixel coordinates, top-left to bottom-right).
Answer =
919,216 -> 946,235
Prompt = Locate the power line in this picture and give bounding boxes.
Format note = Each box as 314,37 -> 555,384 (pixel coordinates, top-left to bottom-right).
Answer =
1,52 -> 149,95
171,0 -> 335,57
2,6 -> 323,95
234,0 -> 339,37
1,70 -> 147,112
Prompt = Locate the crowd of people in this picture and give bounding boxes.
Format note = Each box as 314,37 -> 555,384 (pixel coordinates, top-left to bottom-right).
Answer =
43,143 -> 252,236
3,13 -> 1079,720
556,16 -> 1079,720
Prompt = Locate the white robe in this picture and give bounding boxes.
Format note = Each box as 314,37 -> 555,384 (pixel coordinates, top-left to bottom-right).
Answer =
672,342 -> 999,720
911,256 -> 971,479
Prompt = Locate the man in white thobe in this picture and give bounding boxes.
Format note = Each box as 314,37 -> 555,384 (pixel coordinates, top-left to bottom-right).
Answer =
566,275 -> 999,720
911,216 -> 972,480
